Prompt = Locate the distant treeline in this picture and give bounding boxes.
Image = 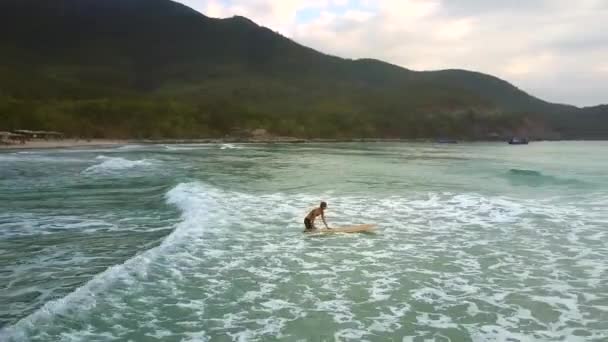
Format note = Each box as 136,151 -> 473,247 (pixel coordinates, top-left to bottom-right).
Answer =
0,95 -> 533,139
0,0 -> 606,139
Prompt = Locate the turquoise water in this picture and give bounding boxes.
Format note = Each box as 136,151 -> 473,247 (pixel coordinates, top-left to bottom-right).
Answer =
1,142 -> 607,341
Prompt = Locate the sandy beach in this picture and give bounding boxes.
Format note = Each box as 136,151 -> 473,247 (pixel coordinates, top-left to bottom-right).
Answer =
0,139 -> 129,150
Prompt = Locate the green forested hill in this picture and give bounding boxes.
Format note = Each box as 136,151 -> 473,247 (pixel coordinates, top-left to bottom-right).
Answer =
0,0 -> 605,139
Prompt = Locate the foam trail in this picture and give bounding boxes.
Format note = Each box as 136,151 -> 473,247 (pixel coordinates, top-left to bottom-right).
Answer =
82,156 -> 154,174
220,143 -> 241,150
0,183 -> 214,341
116,144 -> 145,150
163,144 -> 214,151
3,181 -> 607,341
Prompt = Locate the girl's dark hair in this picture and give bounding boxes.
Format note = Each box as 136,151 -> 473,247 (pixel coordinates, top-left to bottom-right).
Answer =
320,201 -> 327,208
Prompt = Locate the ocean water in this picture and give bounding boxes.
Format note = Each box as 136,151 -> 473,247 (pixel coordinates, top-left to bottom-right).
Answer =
0,142 -> 607,341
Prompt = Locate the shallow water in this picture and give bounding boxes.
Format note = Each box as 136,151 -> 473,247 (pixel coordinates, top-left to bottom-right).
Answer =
1,142 -> 607,341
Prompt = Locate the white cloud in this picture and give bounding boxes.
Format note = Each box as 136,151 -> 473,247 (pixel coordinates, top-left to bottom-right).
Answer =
342,9 -> 375,22
433,18 -> 475,41
503,53 -> 558,77
177,0 -> 608,106
179,0 -> 328,34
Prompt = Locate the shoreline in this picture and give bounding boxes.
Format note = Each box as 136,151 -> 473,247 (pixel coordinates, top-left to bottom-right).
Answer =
0,139 -> 129,150
1,137 -> 601,150
0,137 -> 446,150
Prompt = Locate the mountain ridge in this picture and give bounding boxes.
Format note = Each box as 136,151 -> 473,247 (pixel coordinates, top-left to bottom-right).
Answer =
0,0 -> 605,139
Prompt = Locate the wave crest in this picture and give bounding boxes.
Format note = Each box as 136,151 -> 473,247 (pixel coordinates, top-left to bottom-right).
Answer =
0,182 -> 217,341
82,156 -> 154,174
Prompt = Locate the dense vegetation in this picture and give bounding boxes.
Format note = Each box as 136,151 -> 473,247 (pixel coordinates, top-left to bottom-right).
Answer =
0,0 -> 605,139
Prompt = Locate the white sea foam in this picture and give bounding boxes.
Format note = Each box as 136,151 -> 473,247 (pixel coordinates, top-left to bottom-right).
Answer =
116,144 -> 145,150
368,305 -> 410,332
3,182 -> 607,341
0,183 -> 215,341
0,213 -> 118,238
240,283 -> 276,303
82,156 -> 154,174
163,144 -> 214,151
220,143 -> 241,150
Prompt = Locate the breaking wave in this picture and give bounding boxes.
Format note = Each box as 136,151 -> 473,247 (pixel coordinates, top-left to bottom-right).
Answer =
2,183 -> 607,341
82,156 -> 155,174
0,183 -> 217,341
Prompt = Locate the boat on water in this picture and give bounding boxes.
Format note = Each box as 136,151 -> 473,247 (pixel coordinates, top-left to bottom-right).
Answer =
508,137 -> 529,145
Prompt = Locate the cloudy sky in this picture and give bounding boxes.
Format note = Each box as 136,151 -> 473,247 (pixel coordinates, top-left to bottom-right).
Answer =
177,0 -> 607,107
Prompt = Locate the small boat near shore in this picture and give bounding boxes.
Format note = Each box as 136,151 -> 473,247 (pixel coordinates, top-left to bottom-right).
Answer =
508,137 -> 529,145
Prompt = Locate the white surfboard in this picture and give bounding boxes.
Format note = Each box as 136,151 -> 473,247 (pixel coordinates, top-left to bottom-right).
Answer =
305,224 -> 377,234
